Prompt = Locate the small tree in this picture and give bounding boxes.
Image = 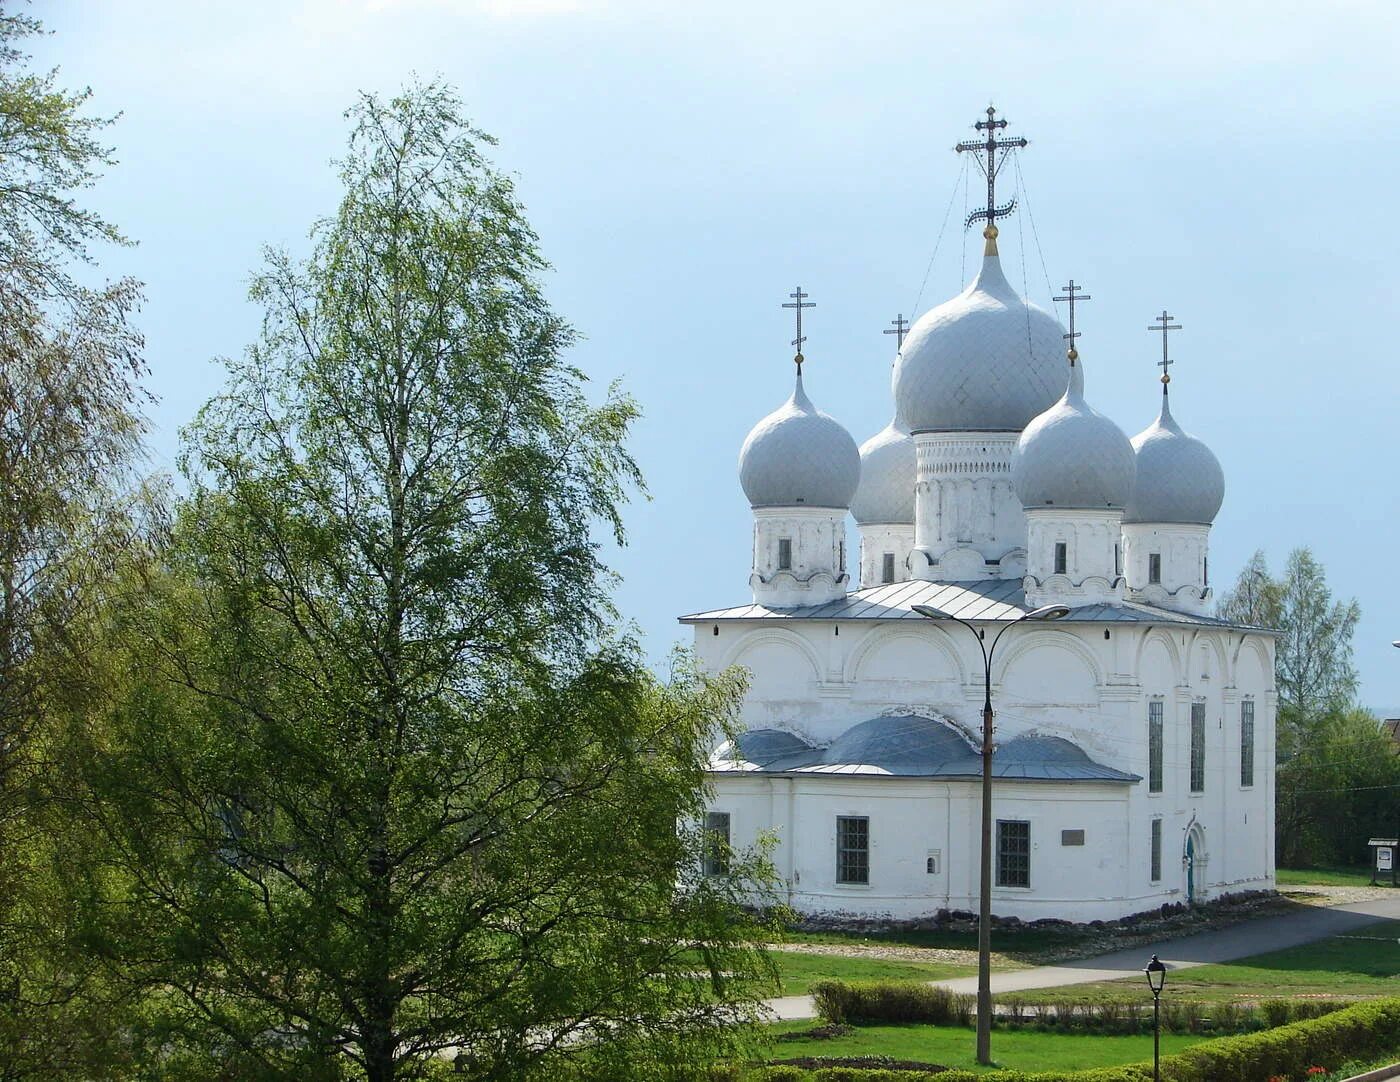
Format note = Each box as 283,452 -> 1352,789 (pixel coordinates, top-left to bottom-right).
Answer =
70,84 -> 776,1082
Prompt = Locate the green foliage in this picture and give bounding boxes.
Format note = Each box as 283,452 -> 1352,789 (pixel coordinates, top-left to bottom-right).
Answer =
744,998 -> 1400,1080
811,981 -> 958,1026
62,81 -> 779,1082
1217,548 -> 1385,866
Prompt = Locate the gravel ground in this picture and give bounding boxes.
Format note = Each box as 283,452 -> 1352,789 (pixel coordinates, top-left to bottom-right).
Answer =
772,886 -> 1400,968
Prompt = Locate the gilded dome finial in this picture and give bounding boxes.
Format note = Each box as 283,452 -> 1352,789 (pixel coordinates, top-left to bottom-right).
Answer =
782,285 -> 815,371
1148,309 -> 1181,389
1053,280 -> 1091,366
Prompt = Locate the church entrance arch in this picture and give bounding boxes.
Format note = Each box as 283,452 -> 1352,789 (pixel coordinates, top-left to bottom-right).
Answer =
1184,823 -> 1206,905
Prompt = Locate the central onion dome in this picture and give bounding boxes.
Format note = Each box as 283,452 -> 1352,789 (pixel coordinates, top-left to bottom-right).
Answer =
1123,388 -> 1225,524
892,240 -> 1067,433
851,417 -> 916,525
1012,354 -> 1136,509
738,368 -> 860,509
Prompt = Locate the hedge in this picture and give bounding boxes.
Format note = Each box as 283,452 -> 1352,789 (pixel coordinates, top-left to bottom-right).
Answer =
743,996 -> 1400,1081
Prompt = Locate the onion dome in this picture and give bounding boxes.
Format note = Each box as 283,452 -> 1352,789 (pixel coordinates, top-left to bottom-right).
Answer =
892,235 -> 1067,433
850,417 -> 916,525
1012,353 -> 1136,510
1123,388 -> 1225,525
738,368 -> 860,509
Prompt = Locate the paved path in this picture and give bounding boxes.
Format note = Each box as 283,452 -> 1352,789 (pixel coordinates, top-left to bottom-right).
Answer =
766,895 -> 1400,1021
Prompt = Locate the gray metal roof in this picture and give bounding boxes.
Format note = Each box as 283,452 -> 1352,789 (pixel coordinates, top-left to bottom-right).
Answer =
718,720 -> 1138,782
681,577 -> 1273,633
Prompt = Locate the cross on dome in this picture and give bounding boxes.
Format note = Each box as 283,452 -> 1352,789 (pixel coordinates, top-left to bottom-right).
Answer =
1148,310 -> 1182,385
883,313 -> 910,350
1053,280 -> 1091,363
956,105 -> 1028,245
782,285 -> 815,369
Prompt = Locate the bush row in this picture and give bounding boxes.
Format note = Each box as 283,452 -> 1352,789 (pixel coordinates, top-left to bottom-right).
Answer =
740,995 -> 1400,1082
812,979 -> 1345,1035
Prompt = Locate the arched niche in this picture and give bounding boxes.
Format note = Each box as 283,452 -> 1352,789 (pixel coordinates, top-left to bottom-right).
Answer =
1134,629 -> 1183,689
846,628 -> 965,687
995,633 -> 1101,706
723,630 -> 822,712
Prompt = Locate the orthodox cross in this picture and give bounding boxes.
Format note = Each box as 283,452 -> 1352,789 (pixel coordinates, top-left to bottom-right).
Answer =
782,286 -> 816,368
956,105 -> 1028,232
1148,309 -> 1181,384
1053,280 -> 1091,359
883,313 -> 910,350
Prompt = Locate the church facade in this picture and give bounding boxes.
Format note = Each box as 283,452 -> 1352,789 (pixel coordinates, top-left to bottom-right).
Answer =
682,112 -> 1276,923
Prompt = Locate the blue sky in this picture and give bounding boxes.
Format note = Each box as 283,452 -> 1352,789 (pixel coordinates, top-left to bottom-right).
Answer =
39,1 -> 1400,707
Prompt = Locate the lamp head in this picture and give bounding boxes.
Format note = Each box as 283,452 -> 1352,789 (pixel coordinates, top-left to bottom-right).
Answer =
912,604 -> 951,621
1145,954 -> 1166,994
1026,604 -> 1071,621
1392,640 -> 1400,648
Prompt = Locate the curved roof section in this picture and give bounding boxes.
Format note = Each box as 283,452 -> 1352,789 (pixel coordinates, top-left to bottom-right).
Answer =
892,249 -> 1067,433
712,715 -> 1139,781
738,369 -> 861,510
1124,389 -> 1225,525
851,419 -> 917,525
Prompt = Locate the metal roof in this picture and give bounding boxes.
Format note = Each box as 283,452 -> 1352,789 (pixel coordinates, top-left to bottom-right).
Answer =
717,720 -> 1139,783
681,577 -> 1273,633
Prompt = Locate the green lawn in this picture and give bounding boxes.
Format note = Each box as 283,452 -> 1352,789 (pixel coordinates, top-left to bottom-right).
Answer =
762,1021 -> 1204,1074
770,950 -> 975,996
1002,919 -> 1400,1006
1277,865 -> 1389,888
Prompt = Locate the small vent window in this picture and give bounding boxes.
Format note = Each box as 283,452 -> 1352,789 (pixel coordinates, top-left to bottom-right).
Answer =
881,552 -> 896,584
777,538 -> 792,571
1054,542 -> 1067,575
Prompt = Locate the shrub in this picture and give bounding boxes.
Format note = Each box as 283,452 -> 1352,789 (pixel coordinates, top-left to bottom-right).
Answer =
1212,1000 -> 1241,1034
807,980 -> 955,1026
1261,999 -> 1292,1028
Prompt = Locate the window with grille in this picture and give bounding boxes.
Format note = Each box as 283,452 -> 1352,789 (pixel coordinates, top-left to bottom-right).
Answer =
1148,700 -> 1164,793
1241,700 -> 1255,787
1054,542 -> 1067,575
703,811 -> 730,877
996,820 -> 1030,888
1150,818 -> 1162,882
836,816 -> 869,884
881,552 -> 895,584
777,538 -> 792,571
1190,701 -> 1206,793
1148,552 -> 1162,585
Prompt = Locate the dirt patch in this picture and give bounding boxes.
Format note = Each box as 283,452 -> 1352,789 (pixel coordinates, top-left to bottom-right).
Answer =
768,1055 -> 950,1073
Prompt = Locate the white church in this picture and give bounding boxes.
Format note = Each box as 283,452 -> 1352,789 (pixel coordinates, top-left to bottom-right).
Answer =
683,110 -> 1276,923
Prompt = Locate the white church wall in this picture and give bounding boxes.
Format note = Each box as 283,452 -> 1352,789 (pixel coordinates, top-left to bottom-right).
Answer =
912,433 -> 1024,581
857,524 -> 916,588
696,617 -> 1276,922
1122,523 -> 1212,615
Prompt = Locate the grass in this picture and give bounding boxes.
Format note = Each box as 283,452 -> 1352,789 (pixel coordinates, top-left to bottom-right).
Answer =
1001,919 -> 1400,1007
1277,865 -> 1390,888
762,1020 -> 1204,1074
769,950 -> 975,996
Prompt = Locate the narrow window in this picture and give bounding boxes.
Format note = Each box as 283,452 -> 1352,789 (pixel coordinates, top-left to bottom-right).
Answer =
1114,543 -> 1121,577
703,811 -> 731,876
1204,555 -> 1209,587
838,538 -> 845,570
1241,700 -> 1255,787
1190,701 -> 1206,793
996,820 -> 1030,888
1150,818 -> 1162,882
836,816 -> 869,884
926,850 -> 940,875
777,537 -> 792,571
1054,541 -> 1067,575
1148,552 -> 1162,585
881,552 -> 896,584
1148,700 -> 1164,794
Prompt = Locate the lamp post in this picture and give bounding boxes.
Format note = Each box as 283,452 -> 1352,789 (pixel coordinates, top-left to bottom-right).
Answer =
1145,954 -> 1167,1082
912,600 -> 1069,1065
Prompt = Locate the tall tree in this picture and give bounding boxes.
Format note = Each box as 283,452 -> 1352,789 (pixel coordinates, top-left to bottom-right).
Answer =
70,84 -> 775,1082
0,5 -> 150,1077
1219,548 -> 1366,865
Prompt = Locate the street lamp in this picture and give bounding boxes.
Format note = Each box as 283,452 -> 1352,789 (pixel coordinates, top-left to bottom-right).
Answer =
1145,954 -> 1167,1082
912,600 -> 1069,1065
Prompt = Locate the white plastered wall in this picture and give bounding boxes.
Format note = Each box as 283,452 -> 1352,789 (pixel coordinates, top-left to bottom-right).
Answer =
1122,523 -> 1212,615
750,506 -> 850,607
